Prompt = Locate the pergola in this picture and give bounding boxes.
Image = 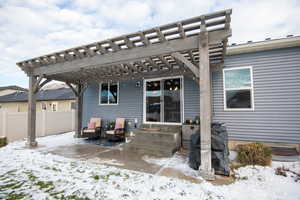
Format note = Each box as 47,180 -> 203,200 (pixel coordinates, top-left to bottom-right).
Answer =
17,9 -> 232,179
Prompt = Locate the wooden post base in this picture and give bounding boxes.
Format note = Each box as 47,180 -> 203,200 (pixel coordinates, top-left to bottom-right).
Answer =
199,167 -> 215,181
74,131 -> 81,138
25,141 -> 38,148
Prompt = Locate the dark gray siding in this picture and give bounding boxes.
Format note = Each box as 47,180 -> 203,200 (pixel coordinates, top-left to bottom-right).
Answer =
213,47 -> 300,143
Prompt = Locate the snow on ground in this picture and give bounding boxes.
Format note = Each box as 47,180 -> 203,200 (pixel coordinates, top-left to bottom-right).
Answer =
0,132 -> 300,200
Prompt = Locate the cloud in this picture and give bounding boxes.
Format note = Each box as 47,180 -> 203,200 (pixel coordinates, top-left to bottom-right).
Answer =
0,0 -> 299,87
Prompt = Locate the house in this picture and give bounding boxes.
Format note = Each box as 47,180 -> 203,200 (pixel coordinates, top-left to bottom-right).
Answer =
15,9 -> 300,179
0,85 -> 27,96
0,87 -> 75,112
81,35 -> 300,147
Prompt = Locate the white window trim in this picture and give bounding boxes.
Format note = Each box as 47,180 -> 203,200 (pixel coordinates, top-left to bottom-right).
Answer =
223,66 -> 255,111
41,102 -> 47,111
99,82 -> 119,105
143,75 -> 184,125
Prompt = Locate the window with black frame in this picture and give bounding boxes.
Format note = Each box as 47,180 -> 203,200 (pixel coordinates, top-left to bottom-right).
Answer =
223,67 -> 254,110
99,82 -> 119,105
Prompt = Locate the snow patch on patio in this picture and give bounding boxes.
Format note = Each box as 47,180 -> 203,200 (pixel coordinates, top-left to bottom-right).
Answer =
1,132 -> 300,200
143,154 -> 201,179
87,157 -> 125,166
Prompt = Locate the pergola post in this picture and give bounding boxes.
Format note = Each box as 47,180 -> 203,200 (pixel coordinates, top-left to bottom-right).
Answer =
73,84 -> 83,138
198,27 -> 215,180
26,75 -> 52,147
26,75 -> 38,147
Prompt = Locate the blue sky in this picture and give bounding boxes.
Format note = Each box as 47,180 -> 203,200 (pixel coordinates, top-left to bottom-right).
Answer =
0,0 -> 300,88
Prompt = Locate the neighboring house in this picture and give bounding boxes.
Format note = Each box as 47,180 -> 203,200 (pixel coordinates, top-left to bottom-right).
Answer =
0,85 -> 27,96
0,87 -> 75,112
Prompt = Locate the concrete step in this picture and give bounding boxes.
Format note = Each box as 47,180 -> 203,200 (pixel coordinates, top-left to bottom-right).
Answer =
126,144 -> 175,157
133,130 -> 180,141
131,137 -> 178,147
128,142 -> 177,152
128,125 -> 182,156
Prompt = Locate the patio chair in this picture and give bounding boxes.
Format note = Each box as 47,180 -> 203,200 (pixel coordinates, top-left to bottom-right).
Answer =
106,118 -> 126,141
81,118 -> 102,139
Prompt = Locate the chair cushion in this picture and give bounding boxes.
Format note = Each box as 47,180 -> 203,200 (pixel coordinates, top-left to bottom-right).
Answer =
90,118 -> 101,128
106,130 -> 115,135
83,129 -> 95,133
115,118 -> 125,129
88,122 -> 96,129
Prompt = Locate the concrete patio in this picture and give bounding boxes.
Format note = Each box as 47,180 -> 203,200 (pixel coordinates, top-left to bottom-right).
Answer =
38,136 -> 233,185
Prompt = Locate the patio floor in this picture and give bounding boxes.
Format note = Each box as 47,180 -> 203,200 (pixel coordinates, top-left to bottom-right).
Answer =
43,137 -> 233,185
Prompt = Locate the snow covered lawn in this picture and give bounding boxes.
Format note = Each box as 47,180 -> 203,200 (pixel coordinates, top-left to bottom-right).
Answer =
0,132 -> 299,200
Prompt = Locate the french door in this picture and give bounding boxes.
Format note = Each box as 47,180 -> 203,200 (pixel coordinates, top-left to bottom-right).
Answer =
144,77 -> 183,124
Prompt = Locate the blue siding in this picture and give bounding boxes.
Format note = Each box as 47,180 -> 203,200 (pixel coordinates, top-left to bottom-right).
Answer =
183,77 -> 199,121
82,76 -> 199,129
82,47 -> 300,143
213,47 -> 300,143
82,80 -> 143,130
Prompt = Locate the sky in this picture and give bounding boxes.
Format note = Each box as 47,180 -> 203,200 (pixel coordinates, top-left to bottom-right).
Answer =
0,0 -> 300,88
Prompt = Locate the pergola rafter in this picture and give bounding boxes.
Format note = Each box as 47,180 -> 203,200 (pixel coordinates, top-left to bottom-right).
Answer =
17,9 -> 232,180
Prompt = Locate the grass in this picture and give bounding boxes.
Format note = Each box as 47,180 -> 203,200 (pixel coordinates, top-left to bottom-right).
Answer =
35,180 -> 54,189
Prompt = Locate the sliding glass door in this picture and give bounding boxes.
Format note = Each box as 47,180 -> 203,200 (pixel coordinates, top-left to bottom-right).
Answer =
145,77 -> 182,124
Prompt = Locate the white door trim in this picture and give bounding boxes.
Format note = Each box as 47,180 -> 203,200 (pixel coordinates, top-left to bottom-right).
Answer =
143,75 -> 184,125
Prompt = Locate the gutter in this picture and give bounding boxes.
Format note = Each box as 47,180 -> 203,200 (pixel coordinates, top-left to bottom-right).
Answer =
226,36 -> 300,55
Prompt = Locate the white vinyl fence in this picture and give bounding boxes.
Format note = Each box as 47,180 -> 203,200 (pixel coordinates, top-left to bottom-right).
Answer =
0,110 -> 75,142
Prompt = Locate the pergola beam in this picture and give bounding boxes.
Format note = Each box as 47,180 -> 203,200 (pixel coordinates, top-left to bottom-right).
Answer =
172,52 -> 199,78
32,29 -> 231,76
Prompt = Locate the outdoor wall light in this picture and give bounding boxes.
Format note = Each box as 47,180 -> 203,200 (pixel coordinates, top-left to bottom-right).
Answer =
136,81 -> 141,87
134,118 -> 138,128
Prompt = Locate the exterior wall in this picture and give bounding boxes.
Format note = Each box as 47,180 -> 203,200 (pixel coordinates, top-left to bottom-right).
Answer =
213,47 -> 300,144
82,80 -> 143,130
82,77 -> 199,129
82,47 -> 300,144
0,89 -> 19,96
0,100 -> 75,112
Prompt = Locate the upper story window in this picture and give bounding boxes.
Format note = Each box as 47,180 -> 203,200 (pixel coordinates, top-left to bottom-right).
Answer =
223,66 -> 254,110
99,82 -> 119,105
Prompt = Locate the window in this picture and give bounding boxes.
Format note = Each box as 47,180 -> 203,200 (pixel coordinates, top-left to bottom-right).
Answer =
70,101 -> 76,110
223,66 -> 254,110
51,102 -> 58,111
41,103 -> 47,110
99,82 -> 119,105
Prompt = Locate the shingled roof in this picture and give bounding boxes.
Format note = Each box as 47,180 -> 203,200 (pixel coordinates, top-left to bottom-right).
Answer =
0,85 -> 27,92
0,88 -> 75,103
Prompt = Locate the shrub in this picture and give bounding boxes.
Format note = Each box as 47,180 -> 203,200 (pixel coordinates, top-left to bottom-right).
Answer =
0,137 -> 7,147
236,142 -> 272,166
